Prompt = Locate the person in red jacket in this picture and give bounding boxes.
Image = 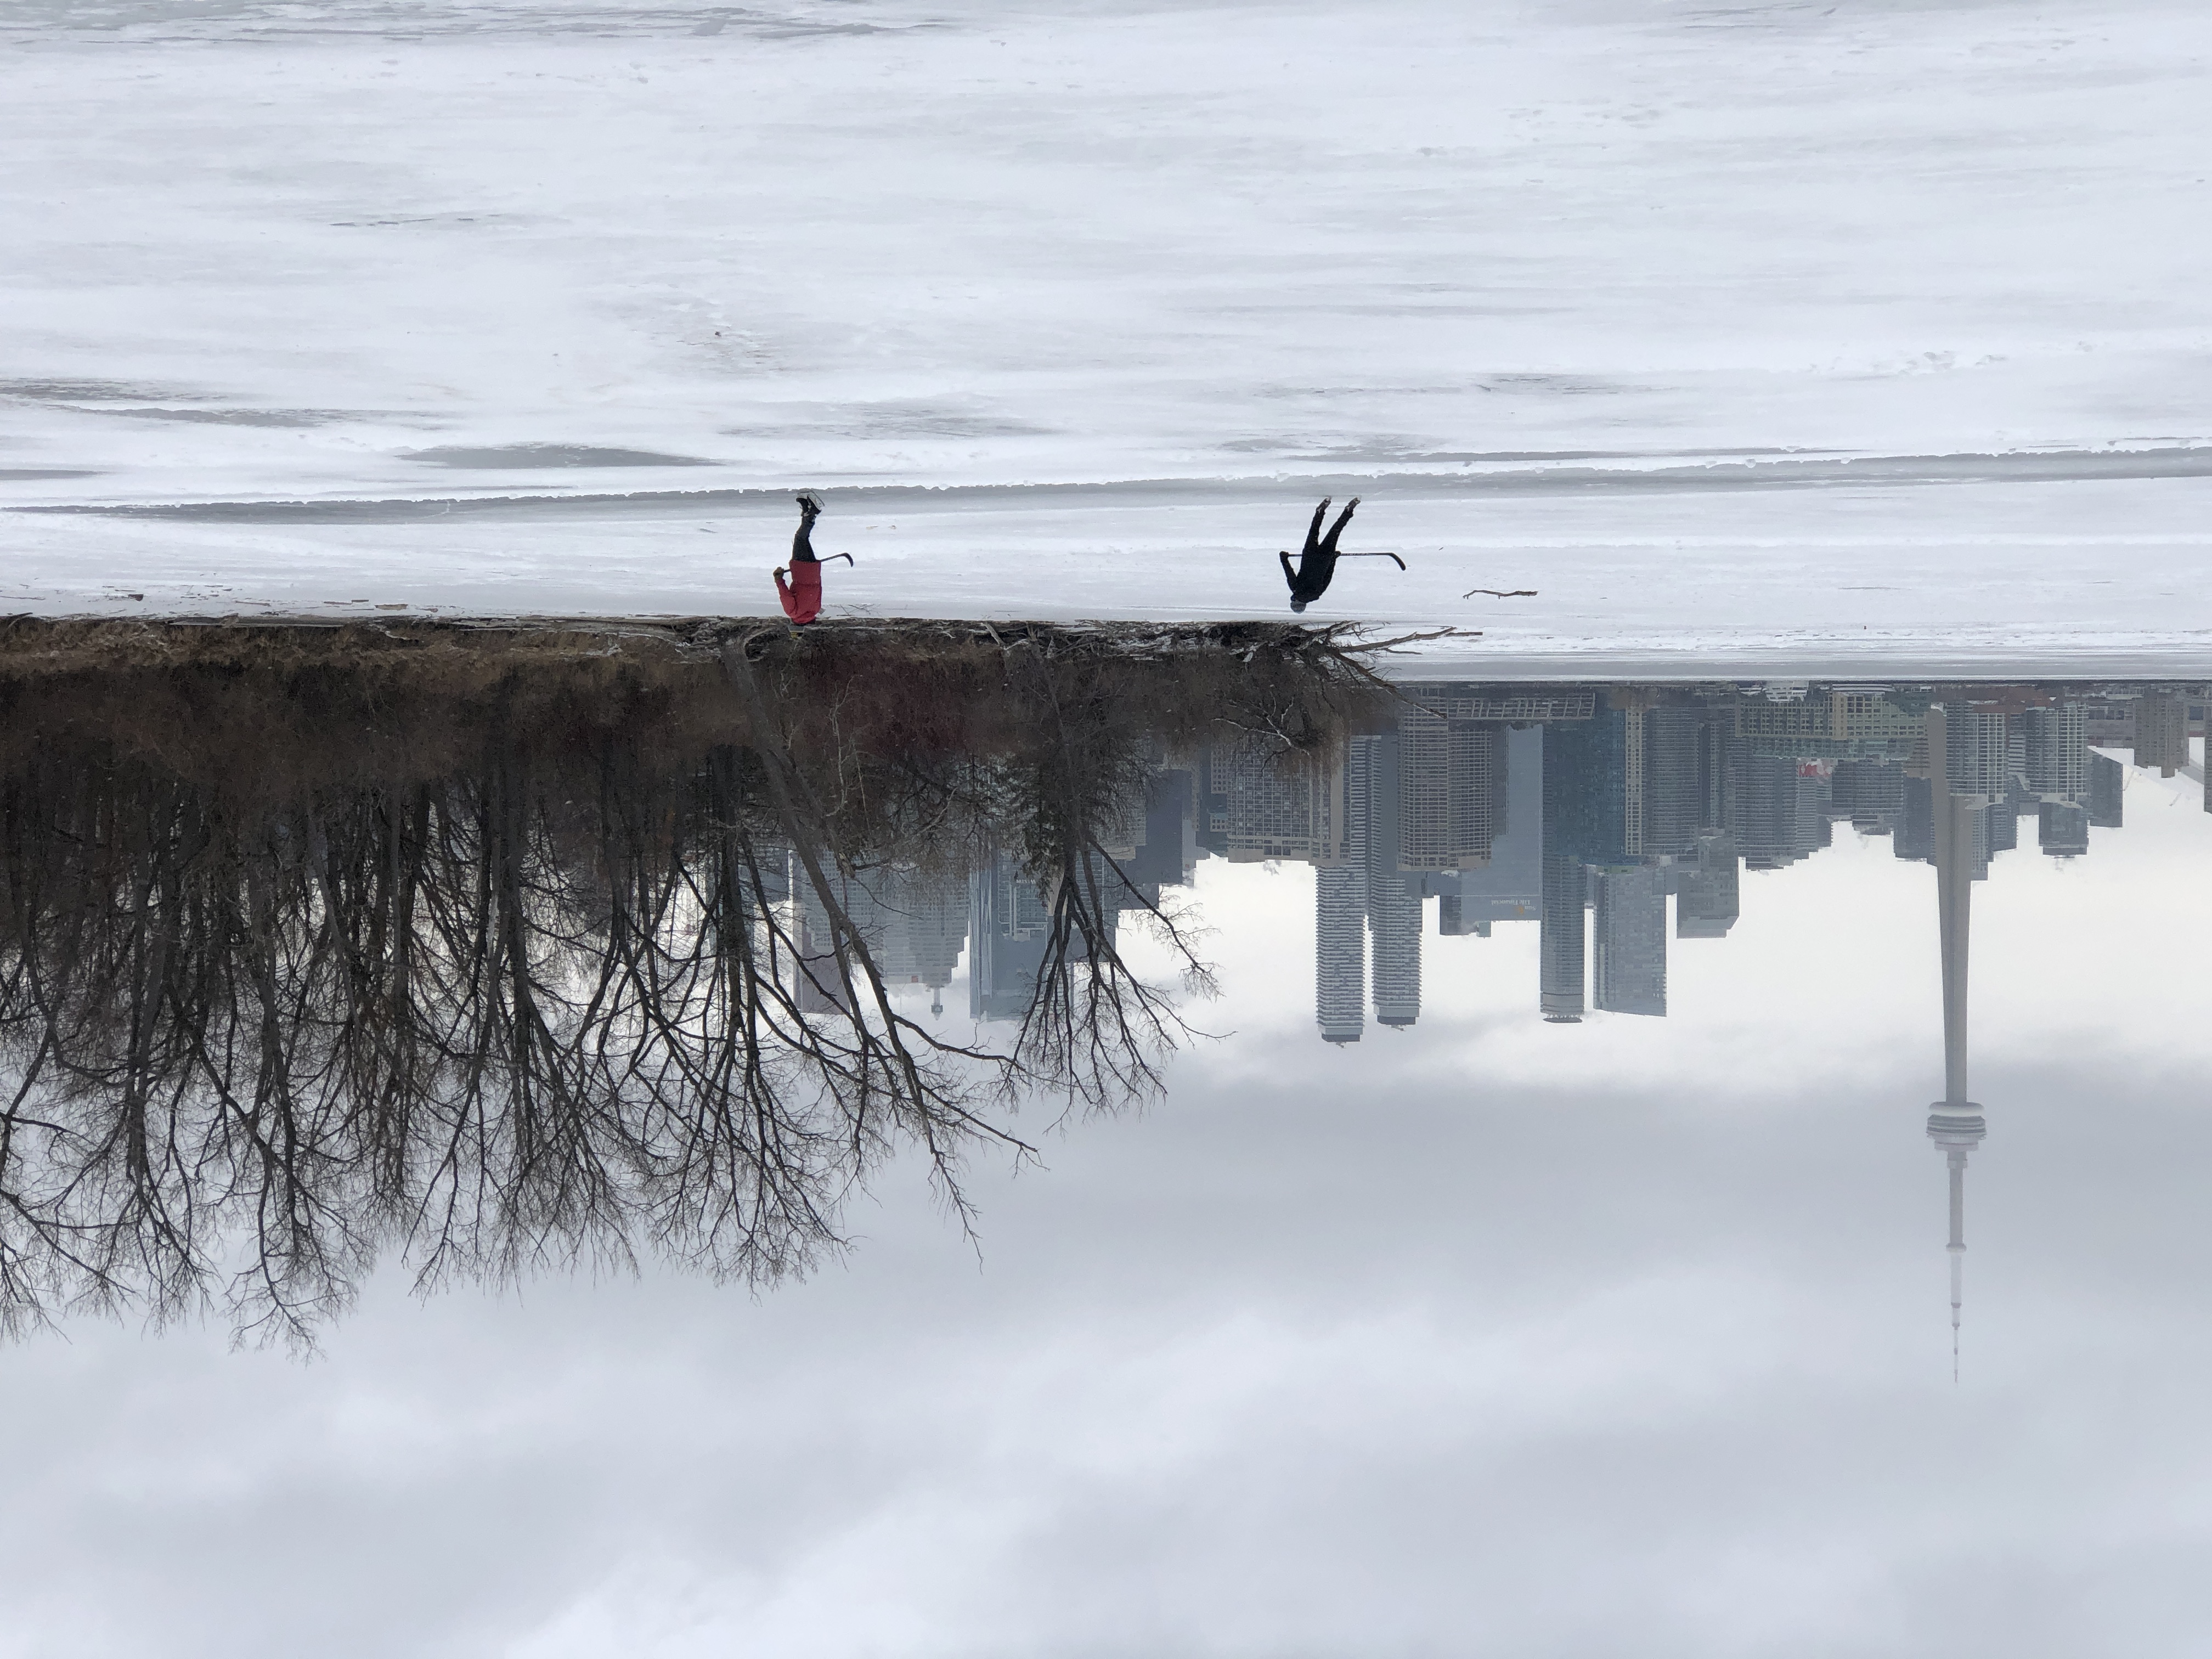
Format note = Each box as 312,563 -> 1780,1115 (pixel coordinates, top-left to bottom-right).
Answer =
774,492 -> 851,624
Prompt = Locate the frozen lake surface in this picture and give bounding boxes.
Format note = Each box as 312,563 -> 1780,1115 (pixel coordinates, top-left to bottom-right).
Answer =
4,0 -> 2211,669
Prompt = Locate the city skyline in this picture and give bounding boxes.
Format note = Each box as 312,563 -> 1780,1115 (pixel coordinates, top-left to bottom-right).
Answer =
782,682 -> 2205,1050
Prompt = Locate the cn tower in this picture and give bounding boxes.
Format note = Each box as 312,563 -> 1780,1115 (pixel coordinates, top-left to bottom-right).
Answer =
1924,706 -> 1989,1381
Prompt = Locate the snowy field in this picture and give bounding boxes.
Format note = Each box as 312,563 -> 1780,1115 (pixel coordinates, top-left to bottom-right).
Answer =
3,0 -> 2210,670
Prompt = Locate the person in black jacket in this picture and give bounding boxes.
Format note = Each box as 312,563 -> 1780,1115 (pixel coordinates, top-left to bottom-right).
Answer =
1280,496 -> 1400,611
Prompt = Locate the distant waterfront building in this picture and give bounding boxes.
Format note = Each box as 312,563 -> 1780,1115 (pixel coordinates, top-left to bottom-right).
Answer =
1093,780 -> 1146,862
969,848 -> 1056,1023
871,867 -> 969,997
792,906 -> 850,1017
1739,757 -> 1827,870
1208,738 -> 1351,864
1896,774 -> 1934,863
1422,689 -> 1599,723
1833,758 -> 1906,834
2038,801 -> 2089,857
2089,751 -> 2124,828
1985,799 -> 2018,856
2133,690 -> 2189,777
1122,768 -> 1199,901
1943,708 -> 2008,804
1446,725 -> 1543,933
2021,702 -> 2088,802
791,863 -> 970,1015
1734,686 -> 1922,760
2083,699 -> 2135,751
2002,727 -> 2040,824
1677,832 -> 1741,938
1395,692 -> 1502,872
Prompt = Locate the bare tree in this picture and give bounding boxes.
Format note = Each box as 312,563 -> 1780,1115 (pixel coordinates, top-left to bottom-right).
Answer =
0,617 -> 1390,1345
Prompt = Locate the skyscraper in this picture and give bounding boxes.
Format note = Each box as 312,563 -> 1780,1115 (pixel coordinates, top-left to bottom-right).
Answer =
1315,747 -> 1369,1043
1538,848 -> 1586,1022
1642,704 -> 1705,857
1619,698 -> 1649,857
1538,718 -> 1616,1022
1316,864 -> 1367,1043
1697,713 -> 1737,837
1357,731 -> 1422,1028
1369,877 -> 1421,1028
1796,764 -> 1835,856
1592,864 -> 1667,1017
1545,707 -> 1632,867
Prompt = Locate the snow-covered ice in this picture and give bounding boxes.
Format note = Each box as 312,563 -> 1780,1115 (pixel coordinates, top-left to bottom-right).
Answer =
3,0 -> 2210,670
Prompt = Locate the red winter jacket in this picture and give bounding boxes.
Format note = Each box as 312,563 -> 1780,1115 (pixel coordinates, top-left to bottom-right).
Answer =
775,562 -> 822,624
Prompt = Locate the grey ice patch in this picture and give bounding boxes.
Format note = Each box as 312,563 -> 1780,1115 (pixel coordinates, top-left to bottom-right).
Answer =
1254,383 -> 1480,401
725,400 -> 1054,441
0,468 -> 104,481
1670,0 -> 1824,30
327,213 -> 535,229
0,378 -> 218,404
1478,375 -> 1651,397
2,2 -> 933,44
86,408 -> 362,428
402,443 -> 718,469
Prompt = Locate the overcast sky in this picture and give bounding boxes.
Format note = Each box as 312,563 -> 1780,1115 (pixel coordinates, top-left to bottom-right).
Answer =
4,760 -> 2211,1657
